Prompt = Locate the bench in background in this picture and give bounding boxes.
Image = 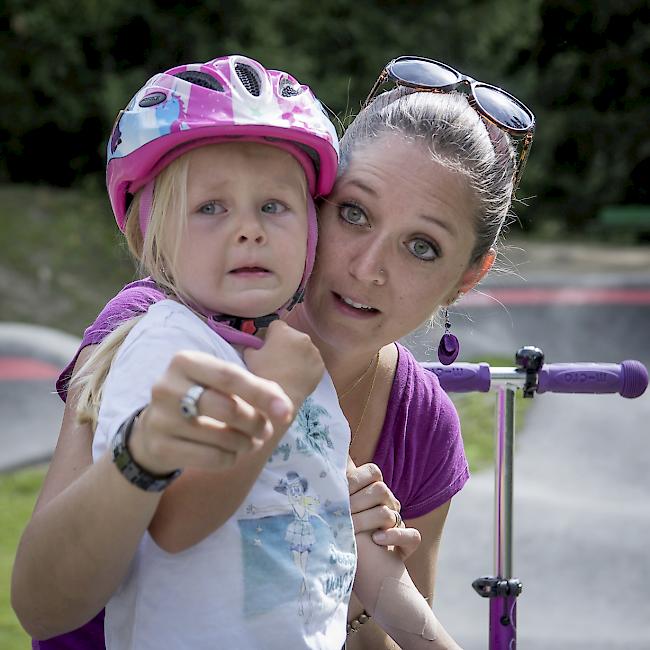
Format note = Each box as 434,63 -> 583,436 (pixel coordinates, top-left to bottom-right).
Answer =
592,205 -> 650,242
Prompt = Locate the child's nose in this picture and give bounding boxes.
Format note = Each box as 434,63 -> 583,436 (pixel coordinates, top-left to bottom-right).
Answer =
237,211 -> 266,244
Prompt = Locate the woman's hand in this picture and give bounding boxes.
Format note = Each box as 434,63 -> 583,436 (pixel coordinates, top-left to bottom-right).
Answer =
243,319 -> 325,409
347,462 -> 422,561
129,350 -> 295,476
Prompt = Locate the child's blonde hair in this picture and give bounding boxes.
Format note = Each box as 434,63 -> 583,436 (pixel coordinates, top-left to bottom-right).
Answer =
74,156 -> 190,428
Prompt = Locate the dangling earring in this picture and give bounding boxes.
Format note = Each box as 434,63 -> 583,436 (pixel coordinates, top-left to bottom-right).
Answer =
437,308 -> 460,365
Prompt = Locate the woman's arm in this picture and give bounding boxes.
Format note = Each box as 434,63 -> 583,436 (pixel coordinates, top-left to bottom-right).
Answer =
347,498 -> 460,650
11,348 -> 164,639
11,340 -> 298,638
402,504 -> 451,605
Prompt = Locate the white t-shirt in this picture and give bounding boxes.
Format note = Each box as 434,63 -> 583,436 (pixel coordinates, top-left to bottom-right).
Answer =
93,300 -> 356,650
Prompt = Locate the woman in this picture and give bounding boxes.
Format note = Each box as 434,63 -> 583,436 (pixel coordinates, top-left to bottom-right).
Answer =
12,56 -> 533,649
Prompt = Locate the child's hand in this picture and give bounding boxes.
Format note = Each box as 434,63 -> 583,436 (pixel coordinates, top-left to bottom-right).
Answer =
243,320 -> 325,410
128,351 -> 294,476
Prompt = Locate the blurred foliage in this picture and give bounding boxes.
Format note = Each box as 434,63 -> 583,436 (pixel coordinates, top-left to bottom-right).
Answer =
1,0 -> 648,232
0,184 -> 134,334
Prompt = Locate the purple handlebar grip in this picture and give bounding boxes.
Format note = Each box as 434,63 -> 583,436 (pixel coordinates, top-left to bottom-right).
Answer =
423,362 -> 491,393
537,360 -> 648,398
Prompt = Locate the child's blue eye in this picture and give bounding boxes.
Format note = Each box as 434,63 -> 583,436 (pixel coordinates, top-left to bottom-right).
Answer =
261,201 -> 286,215
340,203 -> 368,226
407,238 -> 439,261
199,201 -> 225,215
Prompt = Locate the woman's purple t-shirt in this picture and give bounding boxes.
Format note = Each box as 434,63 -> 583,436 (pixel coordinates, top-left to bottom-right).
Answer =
375,342 -> 469,520
42,281 -> 469,649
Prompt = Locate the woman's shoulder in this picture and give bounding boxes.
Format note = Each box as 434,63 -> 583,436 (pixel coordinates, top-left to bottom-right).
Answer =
378,342 -> 461,455
391,342 -> 453,416
99,277 -> 164,319
380,343 -> 468,519
383,342 -> 464,468
56,279 -> 165,401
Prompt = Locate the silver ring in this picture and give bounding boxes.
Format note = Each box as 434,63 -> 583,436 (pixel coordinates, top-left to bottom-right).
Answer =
393,510 -> 403,529
180,384 -> 205,419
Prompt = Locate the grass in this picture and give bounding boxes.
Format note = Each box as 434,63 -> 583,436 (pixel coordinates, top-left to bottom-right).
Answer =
0,466 -> 46,649
451,356 -> 531,473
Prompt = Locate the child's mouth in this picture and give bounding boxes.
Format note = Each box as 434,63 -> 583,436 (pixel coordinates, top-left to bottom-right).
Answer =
230,266 -> 270,275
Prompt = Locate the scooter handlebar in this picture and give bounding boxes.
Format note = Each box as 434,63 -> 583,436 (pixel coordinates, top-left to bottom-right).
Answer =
422,362 -> 492,393
424,360 -> 648,398
537,360 -> 648,398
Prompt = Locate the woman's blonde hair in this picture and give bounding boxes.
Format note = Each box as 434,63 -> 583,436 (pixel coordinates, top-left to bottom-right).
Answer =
73,155 -> 190,428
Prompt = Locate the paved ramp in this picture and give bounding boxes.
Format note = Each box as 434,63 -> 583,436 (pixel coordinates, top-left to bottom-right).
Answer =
434,391 -> 650,649
0,323 -> 79,472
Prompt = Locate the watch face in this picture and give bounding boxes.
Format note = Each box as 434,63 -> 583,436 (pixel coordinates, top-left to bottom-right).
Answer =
113,445 -> 132,473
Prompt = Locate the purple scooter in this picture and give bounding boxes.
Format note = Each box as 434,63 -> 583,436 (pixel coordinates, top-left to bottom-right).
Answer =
424,346 -> 648,650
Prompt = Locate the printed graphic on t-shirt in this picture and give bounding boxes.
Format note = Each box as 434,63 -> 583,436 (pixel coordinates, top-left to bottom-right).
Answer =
239,476 -> 354,622
267,397 -> 335,469
239,399 -> 354,625
295,397 -> 335,459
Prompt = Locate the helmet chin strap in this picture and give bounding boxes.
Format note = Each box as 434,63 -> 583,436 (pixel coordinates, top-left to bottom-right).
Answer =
200,313 -> 268,350
138,190 -> 316,350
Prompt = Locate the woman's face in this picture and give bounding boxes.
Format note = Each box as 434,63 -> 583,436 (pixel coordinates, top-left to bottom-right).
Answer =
303,133 -> 488,352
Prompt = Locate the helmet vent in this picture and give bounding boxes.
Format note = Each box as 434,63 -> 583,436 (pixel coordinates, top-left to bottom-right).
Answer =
173,71 -> 224,92
235,63 -> 261,96
281,83 -> 301,97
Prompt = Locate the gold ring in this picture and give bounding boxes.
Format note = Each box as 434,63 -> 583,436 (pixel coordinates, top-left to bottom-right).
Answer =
393,510 -> 403,529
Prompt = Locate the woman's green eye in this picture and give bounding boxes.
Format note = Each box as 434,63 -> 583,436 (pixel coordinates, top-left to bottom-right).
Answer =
408,238 -> 438,261
340,204 -> 367,225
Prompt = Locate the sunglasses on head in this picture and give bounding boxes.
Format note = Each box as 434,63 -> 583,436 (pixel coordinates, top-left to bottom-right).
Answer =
364,56 -> 535,190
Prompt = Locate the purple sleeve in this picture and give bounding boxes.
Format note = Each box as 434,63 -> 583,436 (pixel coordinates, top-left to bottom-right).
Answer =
56,279 -> 165,402
372,343 -> 470,520
32,611 -> 104,650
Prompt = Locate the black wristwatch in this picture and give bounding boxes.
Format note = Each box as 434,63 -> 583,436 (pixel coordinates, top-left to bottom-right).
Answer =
111,407 -> 182,492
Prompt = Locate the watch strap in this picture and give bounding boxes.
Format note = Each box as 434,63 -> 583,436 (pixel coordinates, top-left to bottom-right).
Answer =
111,407 -> 182,492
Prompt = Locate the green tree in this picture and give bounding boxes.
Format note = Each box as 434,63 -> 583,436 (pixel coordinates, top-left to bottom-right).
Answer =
523,0 -> 650,230
2,0 -> 648,232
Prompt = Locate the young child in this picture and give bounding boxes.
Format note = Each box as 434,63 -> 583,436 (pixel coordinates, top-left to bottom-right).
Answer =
78,54 -> 354,649
77,55 -> 460,650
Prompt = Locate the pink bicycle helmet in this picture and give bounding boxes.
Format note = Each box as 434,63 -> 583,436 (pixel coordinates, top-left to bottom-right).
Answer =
106,55 -> 340,346
107,54 -> 338,224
